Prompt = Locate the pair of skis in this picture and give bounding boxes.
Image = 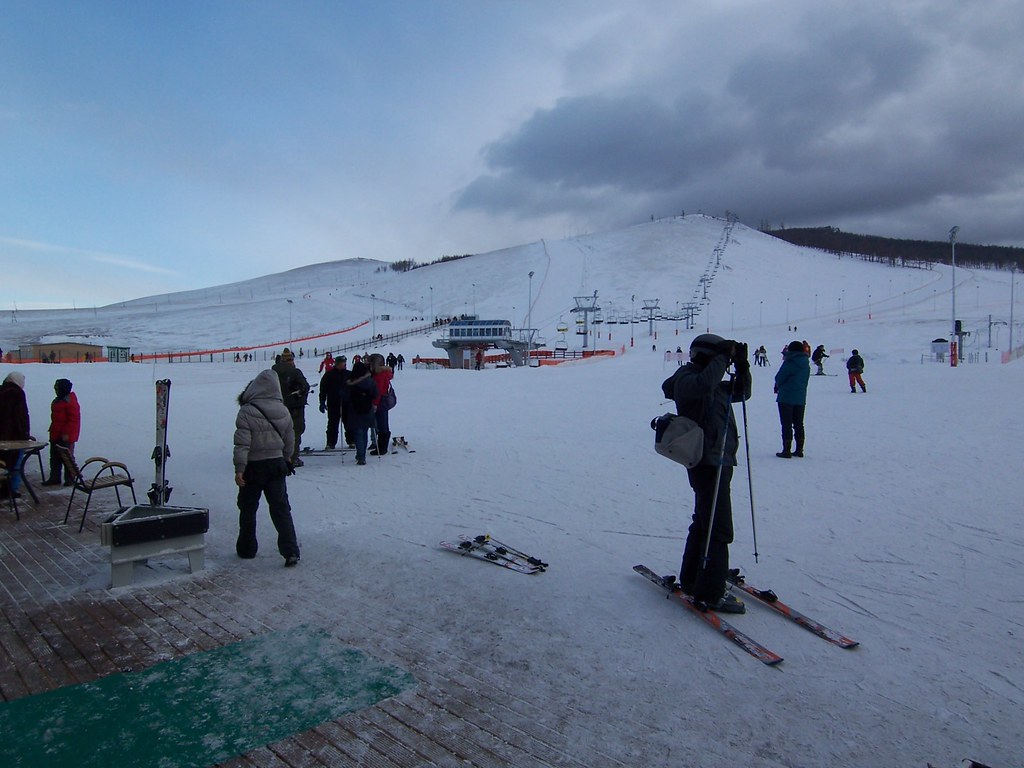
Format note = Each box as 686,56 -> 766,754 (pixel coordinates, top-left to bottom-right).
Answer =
148,379 -> 172,505
633,564 -> 858,666
440,535 -> 548,574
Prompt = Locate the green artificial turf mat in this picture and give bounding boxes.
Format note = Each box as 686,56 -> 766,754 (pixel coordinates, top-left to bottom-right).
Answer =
0,625 -> 416,767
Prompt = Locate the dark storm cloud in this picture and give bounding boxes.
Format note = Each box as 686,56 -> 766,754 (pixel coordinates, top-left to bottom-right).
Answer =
456,4 -> 1024,245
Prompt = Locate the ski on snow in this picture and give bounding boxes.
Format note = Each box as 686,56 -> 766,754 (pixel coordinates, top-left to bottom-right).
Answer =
440,535 -> 547,574
727,569 -> 859,649
633,564 -> 783,666
464,534 -> 548,569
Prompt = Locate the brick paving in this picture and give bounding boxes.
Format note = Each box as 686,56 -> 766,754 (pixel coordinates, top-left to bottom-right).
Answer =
0,486 -> 624,768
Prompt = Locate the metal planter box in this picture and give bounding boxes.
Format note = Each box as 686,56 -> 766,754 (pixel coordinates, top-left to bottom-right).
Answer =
100,505 -> 209,588
101,505 -> 209,547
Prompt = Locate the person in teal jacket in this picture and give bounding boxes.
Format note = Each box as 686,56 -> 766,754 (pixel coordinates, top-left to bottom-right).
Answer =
774,340 -> 810,458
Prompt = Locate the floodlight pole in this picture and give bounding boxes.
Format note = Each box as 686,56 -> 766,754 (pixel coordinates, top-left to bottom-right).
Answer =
286,299 -> 293,340
527,271 -> 534,334
1010,266 -> 1016,355
950,226 -> 959,367
371,294 -> 376,338
631,294 -> 635,347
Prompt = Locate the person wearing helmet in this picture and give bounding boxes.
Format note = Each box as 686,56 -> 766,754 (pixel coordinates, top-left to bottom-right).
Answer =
665,333 -> 752,613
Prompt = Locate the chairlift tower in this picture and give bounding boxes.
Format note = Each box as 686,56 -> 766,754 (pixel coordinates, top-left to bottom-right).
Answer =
642,299 -> 660,337
571,291 -> 601,349
680,302 -> 699,330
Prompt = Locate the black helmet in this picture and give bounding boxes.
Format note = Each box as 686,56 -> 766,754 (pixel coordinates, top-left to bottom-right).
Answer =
690,333 -> 724,358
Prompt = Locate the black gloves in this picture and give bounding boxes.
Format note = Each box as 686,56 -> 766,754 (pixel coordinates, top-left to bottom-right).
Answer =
319,403 -> 326,413
718,340 -> 749,372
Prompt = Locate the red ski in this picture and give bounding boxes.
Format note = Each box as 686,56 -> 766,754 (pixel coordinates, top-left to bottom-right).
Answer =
634,565 -> 783,666
728,570 -> 859,649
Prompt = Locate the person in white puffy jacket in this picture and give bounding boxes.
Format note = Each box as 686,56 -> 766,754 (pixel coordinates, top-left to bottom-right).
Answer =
233,369 -> 300,567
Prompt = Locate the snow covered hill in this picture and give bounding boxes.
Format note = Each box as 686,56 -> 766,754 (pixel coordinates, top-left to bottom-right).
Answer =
7,213 -> 1002,363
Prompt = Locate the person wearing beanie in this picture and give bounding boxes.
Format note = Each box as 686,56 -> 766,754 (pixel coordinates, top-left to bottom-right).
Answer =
43,379 -> 81,485
661,333 -> 752,613
846,349 -> 866,393
272,348 -> 310,466
0,371 -> 31,496
318,355 -> 349,450
343,361 -> 378,465
774,341 -> 810,458
233,369 -> 300,567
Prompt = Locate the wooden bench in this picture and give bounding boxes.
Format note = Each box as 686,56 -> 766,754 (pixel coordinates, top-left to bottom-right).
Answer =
57,445 -> 138,532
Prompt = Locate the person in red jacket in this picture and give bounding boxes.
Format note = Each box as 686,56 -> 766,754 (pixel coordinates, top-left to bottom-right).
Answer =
367,353 -> 395,457
43,378 -> 81,486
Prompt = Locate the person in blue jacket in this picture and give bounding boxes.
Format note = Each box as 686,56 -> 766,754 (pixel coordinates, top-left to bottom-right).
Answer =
774,340 -> 811,458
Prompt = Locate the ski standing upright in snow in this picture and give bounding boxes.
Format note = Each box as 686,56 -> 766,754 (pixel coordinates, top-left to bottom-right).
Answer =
147,379 -> 172,505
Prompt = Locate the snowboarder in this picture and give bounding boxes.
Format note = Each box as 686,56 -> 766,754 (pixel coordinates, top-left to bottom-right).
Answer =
774,341 -> 810,458
665,333 -> 752,613
811,344 -> 829,375
233,369 -> 300,567
846,350 -> 867,393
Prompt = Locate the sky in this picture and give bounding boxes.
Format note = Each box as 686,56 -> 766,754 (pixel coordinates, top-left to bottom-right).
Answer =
3,0 -> 1024,309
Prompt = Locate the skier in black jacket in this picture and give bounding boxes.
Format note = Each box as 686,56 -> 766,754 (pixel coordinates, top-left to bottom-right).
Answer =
318,356 -> 349,450
665,333 -> 752,613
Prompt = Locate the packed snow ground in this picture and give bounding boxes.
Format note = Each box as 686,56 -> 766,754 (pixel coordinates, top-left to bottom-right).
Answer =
7,218 -> 1023,767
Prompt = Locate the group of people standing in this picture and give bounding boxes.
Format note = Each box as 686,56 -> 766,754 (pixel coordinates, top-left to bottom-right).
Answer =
317,352 -> 396,463
231,349 -> 397,567
0,372 -> 82,499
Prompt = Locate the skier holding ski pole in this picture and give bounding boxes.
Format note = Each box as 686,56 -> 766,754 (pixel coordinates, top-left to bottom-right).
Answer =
665,333 -> 752,613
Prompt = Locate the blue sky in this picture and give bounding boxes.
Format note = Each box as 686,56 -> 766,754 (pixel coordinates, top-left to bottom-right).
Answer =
3,0 -> 1023,308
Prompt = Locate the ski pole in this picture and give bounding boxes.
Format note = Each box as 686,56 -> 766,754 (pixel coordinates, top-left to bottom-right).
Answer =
699,371 -> 736,575
739,383 -> 760,563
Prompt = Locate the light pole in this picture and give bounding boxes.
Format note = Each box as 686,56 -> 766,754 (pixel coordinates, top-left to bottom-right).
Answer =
472,284 -> 477,316
630,294 -> 635,348
286,299 -> 293,340
950,226 -> 959,367
528,271 -> 534,334
1010,266 -> 1016,355
371,293 -> 376,338
429,286 -> 434,322
759,300 -> 763,327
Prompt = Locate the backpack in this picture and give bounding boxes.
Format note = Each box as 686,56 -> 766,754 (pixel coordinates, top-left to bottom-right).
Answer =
652,413 -> 704,468
381,385 -> 397,411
